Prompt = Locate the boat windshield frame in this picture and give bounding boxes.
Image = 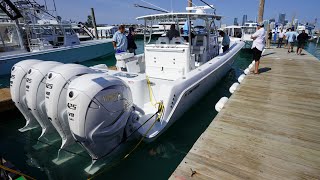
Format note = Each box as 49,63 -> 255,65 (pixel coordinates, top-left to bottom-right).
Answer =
136,12 -> 220,48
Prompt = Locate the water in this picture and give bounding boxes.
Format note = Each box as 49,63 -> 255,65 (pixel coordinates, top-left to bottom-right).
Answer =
0,41 -> 319,180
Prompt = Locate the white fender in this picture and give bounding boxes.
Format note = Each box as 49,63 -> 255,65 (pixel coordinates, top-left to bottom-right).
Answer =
238,74 -> 246,83
229,82 -> 240,94
215,97 -> 229,112
244,68 -> 250,75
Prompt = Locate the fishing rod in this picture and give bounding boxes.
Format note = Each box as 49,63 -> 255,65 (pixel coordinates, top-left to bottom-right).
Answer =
140,0 -> 169,13
199,0 -> 215,10
199,0 -> 217,16
134,4 -> 169,13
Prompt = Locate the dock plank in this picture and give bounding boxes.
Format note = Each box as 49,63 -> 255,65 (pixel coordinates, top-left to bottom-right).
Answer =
169,48 -> 320,180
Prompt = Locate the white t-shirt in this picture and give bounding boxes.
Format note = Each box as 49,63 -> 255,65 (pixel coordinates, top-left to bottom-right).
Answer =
251,28 -> 266,51
278,32 -> 284,38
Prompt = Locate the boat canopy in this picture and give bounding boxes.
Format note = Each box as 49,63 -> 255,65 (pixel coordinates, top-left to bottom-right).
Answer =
136,12 -> 222,21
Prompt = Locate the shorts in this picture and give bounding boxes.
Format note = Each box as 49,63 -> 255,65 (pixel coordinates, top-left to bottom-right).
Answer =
289,42 -> 295,46
297,41 -> 306,48
252,47 -> 262,61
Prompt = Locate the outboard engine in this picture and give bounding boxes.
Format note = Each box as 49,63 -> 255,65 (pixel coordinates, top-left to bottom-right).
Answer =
25,61 -> 63,142
67,73 -> 134,160
10,59 -> 43,132
45,64 -> 97,149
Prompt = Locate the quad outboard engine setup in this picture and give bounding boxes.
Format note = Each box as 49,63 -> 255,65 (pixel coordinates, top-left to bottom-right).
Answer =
10,59 -> 43,132
25,61 -> 63,142
45,64 -> 97,150
10,59 -> 143,172
66,73 -> 139,160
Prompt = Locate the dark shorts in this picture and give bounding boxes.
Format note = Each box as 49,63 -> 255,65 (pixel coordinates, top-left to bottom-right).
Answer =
289,42 -> 295,46
252,47 -> 262,61
222,45 -> 229,53
297,41 -> 306,48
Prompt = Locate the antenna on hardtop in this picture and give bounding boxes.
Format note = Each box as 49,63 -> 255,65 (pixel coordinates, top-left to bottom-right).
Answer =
134,4 -> 169,13
140,0 -> 169,13
199,0 -> 216,15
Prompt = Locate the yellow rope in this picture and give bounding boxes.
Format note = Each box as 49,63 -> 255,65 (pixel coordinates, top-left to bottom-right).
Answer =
0,164 -> 36,180
146,76 -> 158,107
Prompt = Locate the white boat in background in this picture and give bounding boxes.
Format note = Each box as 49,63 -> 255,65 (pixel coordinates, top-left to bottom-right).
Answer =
10,5 -> 244,174
0,0 -> 114,76
223,25 -> 243,41
91,26 -> 118,38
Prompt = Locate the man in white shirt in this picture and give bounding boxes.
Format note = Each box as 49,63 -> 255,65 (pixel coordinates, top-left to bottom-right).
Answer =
277,29 -> 285,48
251,22 -> 266,74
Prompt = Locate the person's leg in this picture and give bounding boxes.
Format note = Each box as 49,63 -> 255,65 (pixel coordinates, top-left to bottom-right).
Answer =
225,45 -> 229,52
288,42 -> 291,53
253,48 -> 261,74
279,38 -> 283,48
222,46 -> 227,53
299,44 -> 304,55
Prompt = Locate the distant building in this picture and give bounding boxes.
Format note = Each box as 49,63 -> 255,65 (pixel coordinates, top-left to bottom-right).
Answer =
284,20 -> 288,25
242,15 -> 247,26
234,18 -> 238,26
269,18 -> 275,23
278,13 -> 285,25
270,22 -> 275,29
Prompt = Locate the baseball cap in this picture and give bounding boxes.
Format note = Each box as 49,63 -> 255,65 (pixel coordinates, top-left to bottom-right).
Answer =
257,22 -> 264,27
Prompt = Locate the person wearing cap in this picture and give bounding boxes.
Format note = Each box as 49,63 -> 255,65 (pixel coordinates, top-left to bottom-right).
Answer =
251,22 -> 266,74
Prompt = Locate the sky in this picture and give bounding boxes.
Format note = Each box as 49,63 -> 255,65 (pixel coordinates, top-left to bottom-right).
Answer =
43,0 -> 319,26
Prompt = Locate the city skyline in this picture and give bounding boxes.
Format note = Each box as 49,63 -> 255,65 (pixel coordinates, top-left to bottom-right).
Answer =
48,0 -> 319,27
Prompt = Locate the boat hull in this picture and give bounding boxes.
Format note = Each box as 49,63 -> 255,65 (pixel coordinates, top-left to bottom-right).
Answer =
141,41 -> 244,141
0,40 -> 114,76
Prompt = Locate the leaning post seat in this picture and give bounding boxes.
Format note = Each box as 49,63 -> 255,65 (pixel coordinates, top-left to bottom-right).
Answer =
156,37 -> 170,44
169,37 -> 185,44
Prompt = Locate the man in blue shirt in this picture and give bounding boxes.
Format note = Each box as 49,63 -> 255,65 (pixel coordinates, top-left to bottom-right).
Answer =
285,28 -> 298,53
112,25 -> 128,53
219,31 -> 230,53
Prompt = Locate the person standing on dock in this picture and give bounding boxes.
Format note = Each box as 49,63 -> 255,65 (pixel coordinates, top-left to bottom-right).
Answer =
219,31 -> 230,53
112,25 -> 128,53
267,30 -> 272,48
251,22 -> 266,74
285,28 -> 298,53
127,27 -> 137,55
277,29 -> 285,48
296,30 -> 309,55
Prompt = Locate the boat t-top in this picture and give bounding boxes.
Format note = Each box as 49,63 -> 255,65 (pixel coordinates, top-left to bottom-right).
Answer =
10,5 -> 244,174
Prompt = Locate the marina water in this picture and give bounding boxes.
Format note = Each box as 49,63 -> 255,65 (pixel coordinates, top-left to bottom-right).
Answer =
0,40 -> 319,180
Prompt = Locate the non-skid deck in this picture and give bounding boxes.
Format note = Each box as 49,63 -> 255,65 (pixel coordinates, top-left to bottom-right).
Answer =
170,48 -> 320,179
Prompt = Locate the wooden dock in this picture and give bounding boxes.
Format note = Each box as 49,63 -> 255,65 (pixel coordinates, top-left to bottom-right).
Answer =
0,88 -> 14,113
170,48 -> 320,180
